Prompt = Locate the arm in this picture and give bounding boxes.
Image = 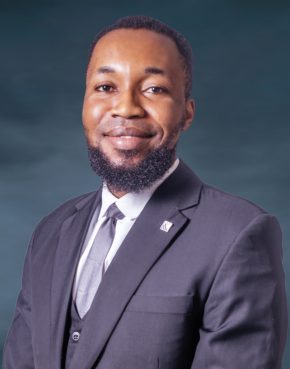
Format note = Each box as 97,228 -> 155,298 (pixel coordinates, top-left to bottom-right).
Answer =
191,214 -> 288,369
3,234 -> 35,369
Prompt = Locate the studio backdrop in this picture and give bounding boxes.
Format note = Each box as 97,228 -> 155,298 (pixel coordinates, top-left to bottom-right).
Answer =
1,0 -> 289,366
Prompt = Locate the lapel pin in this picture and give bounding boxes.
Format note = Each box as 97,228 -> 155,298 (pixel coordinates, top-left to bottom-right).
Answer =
160,220 -> 173,232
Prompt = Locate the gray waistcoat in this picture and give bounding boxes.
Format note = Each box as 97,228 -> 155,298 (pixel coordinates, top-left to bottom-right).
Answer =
64,303 -> 87,369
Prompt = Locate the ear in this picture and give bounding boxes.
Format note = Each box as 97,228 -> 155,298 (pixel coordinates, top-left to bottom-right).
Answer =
182,98 -> 195,131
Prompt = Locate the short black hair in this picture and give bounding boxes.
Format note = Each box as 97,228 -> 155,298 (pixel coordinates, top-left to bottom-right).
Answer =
89,15 -> 193,100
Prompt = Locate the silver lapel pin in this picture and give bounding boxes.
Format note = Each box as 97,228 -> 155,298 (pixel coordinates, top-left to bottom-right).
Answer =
160,220 -> 173,232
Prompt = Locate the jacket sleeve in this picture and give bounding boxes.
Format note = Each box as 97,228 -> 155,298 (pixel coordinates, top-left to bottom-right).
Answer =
191,213 -> 288,369
3,232 -> 36,369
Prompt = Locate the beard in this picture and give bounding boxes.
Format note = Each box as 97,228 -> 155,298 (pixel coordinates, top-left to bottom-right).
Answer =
88,144 -> 176,193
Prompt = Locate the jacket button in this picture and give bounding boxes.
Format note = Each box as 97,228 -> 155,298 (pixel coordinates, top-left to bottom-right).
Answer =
72,331 -> 80,342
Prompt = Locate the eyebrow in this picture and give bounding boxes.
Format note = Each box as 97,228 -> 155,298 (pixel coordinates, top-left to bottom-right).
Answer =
144,67 -> 165,75
97,66 -> 116,74
96,66 -> 166,75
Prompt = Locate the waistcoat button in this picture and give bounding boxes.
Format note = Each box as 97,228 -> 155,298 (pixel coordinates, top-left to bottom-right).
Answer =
72,331 -> 80,342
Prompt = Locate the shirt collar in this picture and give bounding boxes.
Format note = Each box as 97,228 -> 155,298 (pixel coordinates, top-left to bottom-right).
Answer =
100,158 -> 179,220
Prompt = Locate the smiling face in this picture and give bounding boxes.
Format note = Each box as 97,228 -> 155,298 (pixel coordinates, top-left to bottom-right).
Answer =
82,28 -> 194,172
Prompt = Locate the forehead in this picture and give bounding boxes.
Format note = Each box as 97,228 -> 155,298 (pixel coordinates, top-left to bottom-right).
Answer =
88,28 -> 184,76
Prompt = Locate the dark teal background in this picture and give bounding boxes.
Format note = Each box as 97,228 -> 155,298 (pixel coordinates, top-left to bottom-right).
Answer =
1,0 -> 289,366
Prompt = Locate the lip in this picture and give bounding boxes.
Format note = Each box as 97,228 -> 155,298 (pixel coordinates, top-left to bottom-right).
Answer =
103,126 -> 155,150
105,135 -> 152,150
105,127 -> 154,138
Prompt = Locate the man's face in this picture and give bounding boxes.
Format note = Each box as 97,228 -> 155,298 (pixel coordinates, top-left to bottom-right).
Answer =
82,28 -> 194,169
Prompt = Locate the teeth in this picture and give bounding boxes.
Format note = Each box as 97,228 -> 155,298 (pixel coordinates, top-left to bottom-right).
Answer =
118,135 -> 140,138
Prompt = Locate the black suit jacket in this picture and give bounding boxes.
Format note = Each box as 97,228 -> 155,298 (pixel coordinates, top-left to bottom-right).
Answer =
3,161 -> 288,369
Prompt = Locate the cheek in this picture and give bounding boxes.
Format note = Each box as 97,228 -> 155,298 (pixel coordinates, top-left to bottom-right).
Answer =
147,103 -> 183,136
82,99 -> 110,142
82,100 -> 106,146
83,98 -> 102,124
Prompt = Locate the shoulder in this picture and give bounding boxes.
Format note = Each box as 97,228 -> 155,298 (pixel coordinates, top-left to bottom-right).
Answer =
194,182 -> 281,249
200,182 -> 266,218
32,191 -> 99,235
178,160 -> 268,223
178,161 -> 279,239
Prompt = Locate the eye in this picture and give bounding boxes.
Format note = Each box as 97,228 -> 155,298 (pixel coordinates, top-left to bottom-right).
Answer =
95,84 -> 115,93
145,86 -> 168,94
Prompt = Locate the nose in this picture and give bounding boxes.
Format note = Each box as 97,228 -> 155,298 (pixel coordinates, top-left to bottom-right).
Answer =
111,90 -> 146,119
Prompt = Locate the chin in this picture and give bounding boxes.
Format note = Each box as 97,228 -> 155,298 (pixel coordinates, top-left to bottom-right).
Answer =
88,144 -> 176,193
110,149 -> 149,168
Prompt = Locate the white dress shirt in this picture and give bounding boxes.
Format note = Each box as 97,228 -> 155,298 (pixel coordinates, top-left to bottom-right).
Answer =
72,159 -> 179,301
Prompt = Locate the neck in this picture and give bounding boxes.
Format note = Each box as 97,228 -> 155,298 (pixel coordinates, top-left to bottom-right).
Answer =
107,186 -> 127,198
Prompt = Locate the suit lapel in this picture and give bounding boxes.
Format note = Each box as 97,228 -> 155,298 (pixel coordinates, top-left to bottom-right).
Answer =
50,191 -> 101,369
69,161 -> 203,369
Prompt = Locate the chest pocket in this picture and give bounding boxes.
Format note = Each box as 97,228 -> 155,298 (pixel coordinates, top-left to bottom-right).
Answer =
126,294 -> 194,315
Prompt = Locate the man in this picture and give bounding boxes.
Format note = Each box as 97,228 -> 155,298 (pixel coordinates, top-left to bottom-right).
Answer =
3,15 -> 287,369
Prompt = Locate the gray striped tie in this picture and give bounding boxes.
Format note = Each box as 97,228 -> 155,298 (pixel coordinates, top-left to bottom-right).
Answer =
75,203 -> 124,318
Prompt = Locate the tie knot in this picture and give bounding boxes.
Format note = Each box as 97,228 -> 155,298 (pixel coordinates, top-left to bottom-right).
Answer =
106,203 -> 125,221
